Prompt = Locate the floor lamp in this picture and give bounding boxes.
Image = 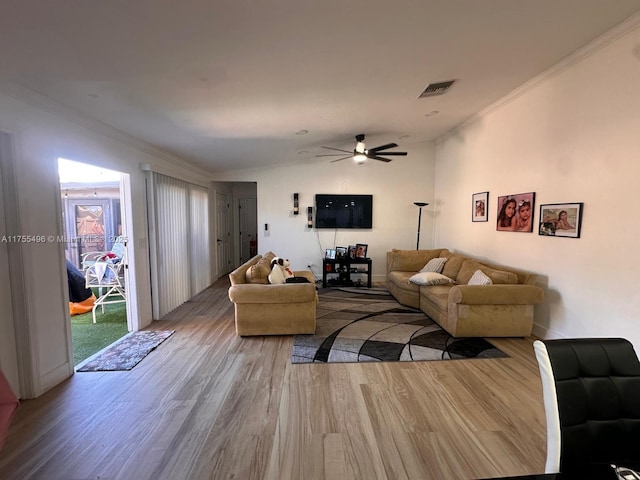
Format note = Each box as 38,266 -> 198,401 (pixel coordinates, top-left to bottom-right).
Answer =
414,202 -> 429,250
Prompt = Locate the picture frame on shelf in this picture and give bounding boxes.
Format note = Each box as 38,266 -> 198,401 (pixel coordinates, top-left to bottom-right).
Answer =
539,203 -> 583,238
472,192 -> 489,222
496,192 -> 536,232
355,243 -> 368,258
325,248 -> 336,260
348,245 -> 357,259
335,246 -> 348,259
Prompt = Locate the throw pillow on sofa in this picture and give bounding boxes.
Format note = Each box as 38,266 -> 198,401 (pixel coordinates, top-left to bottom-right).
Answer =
419,257 -> 447,273
408,271 -> 455,286
467,269 -> 493,285
245,252 -> 277,284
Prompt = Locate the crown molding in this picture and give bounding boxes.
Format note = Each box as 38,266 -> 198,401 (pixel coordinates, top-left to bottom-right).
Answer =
436,12 -> 640,145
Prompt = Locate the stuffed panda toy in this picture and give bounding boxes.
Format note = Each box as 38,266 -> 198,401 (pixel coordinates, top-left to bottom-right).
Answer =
268,257 -> 294,284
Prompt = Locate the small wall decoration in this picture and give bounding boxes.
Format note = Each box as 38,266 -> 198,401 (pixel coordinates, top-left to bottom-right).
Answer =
348,245 -> 357,259
539,203 -> 583,238
335,246 -> 347,258
472,192 -> 489,222
307,206 -> 313,228
293,193 -> 299,215
355,243 -> 368,258
496,192 -> 535,232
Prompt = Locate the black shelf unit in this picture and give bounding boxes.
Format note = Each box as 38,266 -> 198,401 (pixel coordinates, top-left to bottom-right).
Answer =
322,258 -> 372,288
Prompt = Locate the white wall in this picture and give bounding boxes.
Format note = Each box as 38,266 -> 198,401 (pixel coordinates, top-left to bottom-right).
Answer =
0,87 -> 212,397
433,25 -> 640,346
216,141 -> 436,281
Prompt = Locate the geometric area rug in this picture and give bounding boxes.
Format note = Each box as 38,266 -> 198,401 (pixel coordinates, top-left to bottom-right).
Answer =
76,330 -> 175,372
292,288 -> 507,364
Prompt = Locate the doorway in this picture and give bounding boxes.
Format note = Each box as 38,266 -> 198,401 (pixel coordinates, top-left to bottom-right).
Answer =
238,197 -> 257,264
58,158 -> 132,367
216,192 -> 232,276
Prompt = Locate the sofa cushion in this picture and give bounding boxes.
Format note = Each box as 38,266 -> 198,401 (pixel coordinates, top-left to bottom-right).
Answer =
419,257 -> 447,273
457,259 -> 518,285
229,254 -> 261,285
389,249 -> 443,272
245,258 -> 272,284
409,271 -> 455,286
419,285 -> 452,312
484,267 -> 518,285
389,271 -> 420,292
440,252 -> 467,279
467,269 -> 493,285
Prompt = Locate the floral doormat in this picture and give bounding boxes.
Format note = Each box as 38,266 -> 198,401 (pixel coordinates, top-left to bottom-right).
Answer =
76,330 -> 175,372
292,289 -> 507,364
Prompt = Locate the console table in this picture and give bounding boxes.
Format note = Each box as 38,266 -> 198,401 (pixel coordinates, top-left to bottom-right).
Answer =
322,257 -> 372,288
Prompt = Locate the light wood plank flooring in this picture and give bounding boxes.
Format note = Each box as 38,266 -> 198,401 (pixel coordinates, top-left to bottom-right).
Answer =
0,278 -> 547,480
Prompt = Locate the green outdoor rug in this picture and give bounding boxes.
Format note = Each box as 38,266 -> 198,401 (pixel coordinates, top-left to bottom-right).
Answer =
292,288 -> 507,364
76,330 -> 175,372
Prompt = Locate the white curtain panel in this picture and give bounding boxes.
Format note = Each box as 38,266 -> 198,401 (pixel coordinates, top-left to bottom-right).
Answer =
189,185 -> 210,296
151,173 -> 210,318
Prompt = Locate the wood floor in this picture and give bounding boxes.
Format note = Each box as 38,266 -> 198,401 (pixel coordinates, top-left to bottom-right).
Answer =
0,278 -> 548,480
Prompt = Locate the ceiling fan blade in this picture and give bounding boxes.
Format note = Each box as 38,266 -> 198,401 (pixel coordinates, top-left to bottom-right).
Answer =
330,156 -> 353,163
368,155 -> 393,163
369,151 -> 407,156
321,146 -> 352,153
368,143 -> 398,153
316,154 -> 354,157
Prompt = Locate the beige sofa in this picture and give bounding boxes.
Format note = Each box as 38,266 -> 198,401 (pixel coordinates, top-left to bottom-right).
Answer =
386,249 -> 544,337
228,252 -> 317,336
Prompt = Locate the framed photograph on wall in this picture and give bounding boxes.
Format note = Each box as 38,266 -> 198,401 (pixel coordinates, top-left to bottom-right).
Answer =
355,243 -> 368,258
496,192 -> 536,232
539,203 -> 583,238
472,192 -> 489,222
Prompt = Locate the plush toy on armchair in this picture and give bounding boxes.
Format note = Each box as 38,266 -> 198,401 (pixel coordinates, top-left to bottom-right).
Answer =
268,257 -> 294,284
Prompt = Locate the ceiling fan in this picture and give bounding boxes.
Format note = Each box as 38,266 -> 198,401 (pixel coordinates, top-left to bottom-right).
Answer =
316,134 -> 408,163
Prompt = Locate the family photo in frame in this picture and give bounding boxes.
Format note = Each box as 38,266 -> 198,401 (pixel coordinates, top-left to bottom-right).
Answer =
539,203 -> 583,238
472,192 -> 488,222
335,246 -> 348,258
496,192 -> 535,232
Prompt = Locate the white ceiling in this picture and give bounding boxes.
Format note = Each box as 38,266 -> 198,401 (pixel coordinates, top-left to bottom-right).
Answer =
2,1 -> 639,174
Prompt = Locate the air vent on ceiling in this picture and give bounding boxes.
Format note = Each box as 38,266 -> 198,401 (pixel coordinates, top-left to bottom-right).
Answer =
418,80 -> 456,98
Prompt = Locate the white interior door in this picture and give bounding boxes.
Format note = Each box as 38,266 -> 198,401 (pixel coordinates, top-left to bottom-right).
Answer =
238,197 -> 257,264
216,192 -> 231,276
0,134 -> 20,395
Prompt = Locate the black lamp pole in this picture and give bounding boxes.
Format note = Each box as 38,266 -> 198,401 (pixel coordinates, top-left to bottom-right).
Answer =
414,202 -> 429,250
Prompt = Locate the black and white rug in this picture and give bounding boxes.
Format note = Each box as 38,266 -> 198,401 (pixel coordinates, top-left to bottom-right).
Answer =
291,288 -> 507,364
77,330 -> 175,371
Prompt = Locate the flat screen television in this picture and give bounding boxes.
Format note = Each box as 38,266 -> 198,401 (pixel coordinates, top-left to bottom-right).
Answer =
315,194 -> 373,229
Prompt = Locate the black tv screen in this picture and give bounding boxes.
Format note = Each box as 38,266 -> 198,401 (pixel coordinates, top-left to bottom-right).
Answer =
315,194 -> 373,229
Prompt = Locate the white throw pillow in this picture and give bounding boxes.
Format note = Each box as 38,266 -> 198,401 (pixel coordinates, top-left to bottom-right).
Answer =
419,257 -> 448,273
467,269 -> 493,286
408,271 -> 455,286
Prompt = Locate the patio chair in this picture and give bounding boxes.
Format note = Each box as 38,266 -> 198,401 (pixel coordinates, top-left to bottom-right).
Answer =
81,235 -> 127,271
84,257 -> 126,324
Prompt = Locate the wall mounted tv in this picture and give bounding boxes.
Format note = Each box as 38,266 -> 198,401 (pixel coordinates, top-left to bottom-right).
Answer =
315,194 -> 373,229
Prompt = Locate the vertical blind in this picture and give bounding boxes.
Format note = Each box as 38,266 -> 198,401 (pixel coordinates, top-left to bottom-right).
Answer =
150,173 -> 210,318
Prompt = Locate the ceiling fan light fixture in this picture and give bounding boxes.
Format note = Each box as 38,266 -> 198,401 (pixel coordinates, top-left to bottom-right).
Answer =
353,153 -> 367,163
355,141 -> 366,154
